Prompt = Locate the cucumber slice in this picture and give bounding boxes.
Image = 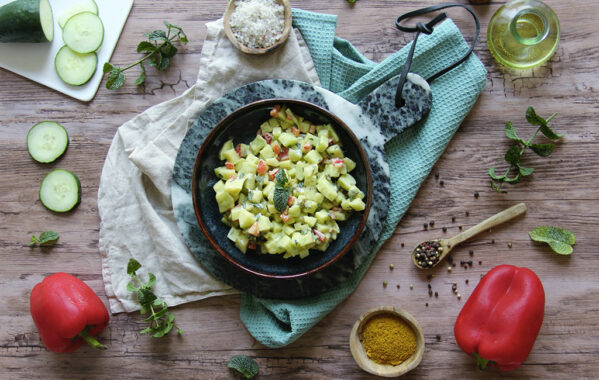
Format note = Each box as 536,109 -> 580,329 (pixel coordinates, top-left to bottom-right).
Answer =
26,121 -> 69,163
55,45 -> 97,86
0,0 -> 54,42
62,12 -> 104,54
39,169 -> 81,213
58,0 -> 98,29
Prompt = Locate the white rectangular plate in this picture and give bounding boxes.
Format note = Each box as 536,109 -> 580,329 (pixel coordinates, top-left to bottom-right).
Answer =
0,0 -> 134,102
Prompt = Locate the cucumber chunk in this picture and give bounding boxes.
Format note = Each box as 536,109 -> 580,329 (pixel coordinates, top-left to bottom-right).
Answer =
26,121 -> 69,163
39,169 -> 81,212
0,0 -> 53,42
58,0 -> 98,29
55,45 -> 97,86
62,12 -> 104,54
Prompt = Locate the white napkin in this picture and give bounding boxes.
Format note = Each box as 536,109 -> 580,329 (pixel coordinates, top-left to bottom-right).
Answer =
98,19 -> 321,313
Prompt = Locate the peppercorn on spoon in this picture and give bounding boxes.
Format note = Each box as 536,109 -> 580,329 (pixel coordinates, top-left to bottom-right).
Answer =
411,203 -> 527,270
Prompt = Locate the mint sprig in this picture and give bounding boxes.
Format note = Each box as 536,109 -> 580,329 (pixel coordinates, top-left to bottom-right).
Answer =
104,21 -> 188,90
29,231 -> 59,246
489,107 -> 563,193
273,169 -> 291,212
126,259 -> 183,337
529,226 -> 576,255
228,355 -> 259,379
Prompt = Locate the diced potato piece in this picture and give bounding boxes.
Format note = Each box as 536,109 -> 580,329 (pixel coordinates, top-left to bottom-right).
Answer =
222,149 -> 240,164
257,215 -> 272,232
316,136 -> 328,152
219,140 -> 234,160
214,167 -> 236,180
216,191 -> 235,213
315,210 -> 330,224
235,233 -> 249,253
304,150 -> 323,164
279,160 -> 292,169
278,132 -> 298,147
288,204 -> 301,218
338,174 -> 357,191
344,157 -> 356,172
249,189 -> 263,203
303,215 -> 317,227
326,144 -> 343,158
265,157 -> 279,167
224,177 -> 246,197
213,180 -> 225,193
289,148 -> 302,162
317,177 -> 338,201
348,185 -> 365,200
259,144 -> 275,159
238,208 -> 257,229
249,135 -> 267,154
349,198 -> 366,211
236,161 -> 257,174
272,126 -> 282,139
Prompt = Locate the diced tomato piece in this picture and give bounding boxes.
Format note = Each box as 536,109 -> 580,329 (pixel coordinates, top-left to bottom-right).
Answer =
313,229 -> 327,242
291,127 -> 300,137
302,141 -> 312,152
272,142 -> 281,155
278,146 -> 289,160
270,105 -> 280,117
248,222 -> 260,237
262,132 -> 273,144
331,158 -> 344,168
268,169 -> 279,180
235,144 -> 242,157
248,242 -> 257,250
280,213 -> 290,223
332,206 -> 343,212
287,196 -> 295,206
225,162 -> 235,170
257,160 -> 268,175
329,138 -> 335,146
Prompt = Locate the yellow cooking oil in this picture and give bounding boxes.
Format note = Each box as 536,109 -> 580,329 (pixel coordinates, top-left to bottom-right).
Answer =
487,0 -> 560,69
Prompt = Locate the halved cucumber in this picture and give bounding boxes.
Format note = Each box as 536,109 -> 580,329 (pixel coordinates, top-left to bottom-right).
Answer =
55,45 -> 97,86
58,0 -> 98,29
39,169 -> 81,213
62,11 -> 103,54
26,121 -> 69,163
0,0 -> 53,42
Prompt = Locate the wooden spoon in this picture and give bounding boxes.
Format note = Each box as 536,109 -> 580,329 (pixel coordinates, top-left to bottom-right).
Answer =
223,0 -> 292,55
412,203 -> 527,270
349,306 -> 425,377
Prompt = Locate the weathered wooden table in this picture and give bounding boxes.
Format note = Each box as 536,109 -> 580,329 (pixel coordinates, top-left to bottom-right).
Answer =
1,1 -> 597,378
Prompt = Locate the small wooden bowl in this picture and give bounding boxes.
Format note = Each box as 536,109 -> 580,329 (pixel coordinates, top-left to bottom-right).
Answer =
223,0 -> 292,55
349,306 -> 425,377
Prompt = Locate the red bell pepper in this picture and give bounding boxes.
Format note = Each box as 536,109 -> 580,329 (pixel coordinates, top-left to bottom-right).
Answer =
454,264 -> 545,371
30,273 -> 109,353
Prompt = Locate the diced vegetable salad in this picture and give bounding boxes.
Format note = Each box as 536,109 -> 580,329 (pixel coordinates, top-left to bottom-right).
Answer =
213,105 -> 366,259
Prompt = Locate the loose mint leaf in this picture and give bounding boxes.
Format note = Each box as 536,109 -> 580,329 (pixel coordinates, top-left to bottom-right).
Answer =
539,124 -> 563,141
145,272 -> 156,288
529,226 -> 576,255
137,288 -> 157,305
134,62 -> 147,85
137,41 -> 155,53
519,166 -> 534,176
529,143 -> 555,157
157,55 -> 170,71
488,167 -> 506,180
103,62 -> 115,74
145,30 -> 167,41
127,258 -> 142,275
228,356 -> 259,379
161,42 -> 178,58
504,121 -> 521,142
106,69 -> 126,90
504,144 -> 521,165
275,169 -> 288,186
274,170 -> 291,212
126,281 -> 138,292
503,173 -> 520,183
525,106 -> 545,126
38,231 -> 59,245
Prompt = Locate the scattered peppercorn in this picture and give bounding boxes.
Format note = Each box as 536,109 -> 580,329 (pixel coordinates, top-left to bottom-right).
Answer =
448,266 -> 452,272
434,291 -> 438,298
465,279 -> 469,284
478,260 -> 482,265
474,191 -> 479,198
508,242 -> 512,248
440,180 -> 444,187
429,220 -> 435,226
442,227 -> 447,233
491,239 -> 495,244
469,250 -> 474,256
428,290 -> 433,297
426,274 -> 434,281
401,242 -> 405,247
467,260 -> 473,267
465,211 -> 470,216
457,294 -> 462,300
425,303 -> 429,307
410,284 -> 414,290
451,216 -> 456,223
435,334 -> 441,342
434,172 -> 439,179
423,223 -> 428,230
459,225 -> 463,230
396,284 -> 400,289
389,264 -> 395,270
383,281 -> 388,287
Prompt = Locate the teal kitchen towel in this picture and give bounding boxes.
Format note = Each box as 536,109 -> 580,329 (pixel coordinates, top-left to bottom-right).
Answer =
240,9 -> 487,348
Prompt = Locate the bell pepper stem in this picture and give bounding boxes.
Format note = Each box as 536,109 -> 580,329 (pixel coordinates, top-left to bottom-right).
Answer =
77,328 -> 107,350
473,353 -> 490,370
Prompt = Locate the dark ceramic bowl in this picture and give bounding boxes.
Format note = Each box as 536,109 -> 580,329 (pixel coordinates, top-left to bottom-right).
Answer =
192,99 -> 372,279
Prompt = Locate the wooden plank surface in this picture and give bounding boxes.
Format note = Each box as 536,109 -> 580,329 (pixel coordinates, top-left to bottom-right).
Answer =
1,0 -> 598,378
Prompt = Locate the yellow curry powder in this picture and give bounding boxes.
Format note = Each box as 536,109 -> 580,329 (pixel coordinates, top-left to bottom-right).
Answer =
361,314 -> 417,365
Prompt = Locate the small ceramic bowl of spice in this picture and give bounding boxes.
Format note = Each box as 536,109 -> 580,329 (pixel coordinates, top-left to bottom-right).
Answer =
349,306 -> 424,377
223,0 -> 292,54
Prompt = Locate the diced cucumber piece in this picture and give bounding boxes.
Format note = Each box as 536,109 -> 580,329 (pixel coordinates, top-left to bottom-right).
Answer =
278,132 -> 298,147
54,45 -> 97,86
219,140 -> 234,160
249,135 -> 267,154
26,121 -> 68,163
58,0 -> 98,29
62,12 -> 104,53
215,191 -> 235,212
39,169 -> 81,212
304,150 -> 322,164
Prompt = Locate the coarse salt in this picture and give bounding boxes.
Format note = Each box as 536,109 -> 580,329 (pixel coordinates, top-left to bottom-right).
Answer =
229,0 -> 285,49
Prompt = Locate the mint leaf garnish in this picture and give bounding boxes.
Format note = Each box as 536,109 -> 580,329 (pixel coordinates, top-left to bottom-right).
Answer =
489,107 -> 563,192
29,231 -> 59,246
529,226 -> 576,255
274,170 -> 291,212
228,356 -> 259,379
